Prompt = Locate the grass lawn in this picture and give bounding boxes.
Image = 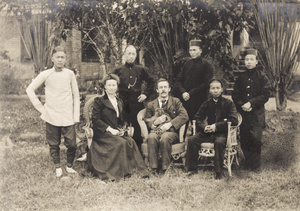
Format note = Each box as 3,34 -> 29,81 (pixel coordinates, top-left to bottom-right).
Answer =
0,98 -> 300,211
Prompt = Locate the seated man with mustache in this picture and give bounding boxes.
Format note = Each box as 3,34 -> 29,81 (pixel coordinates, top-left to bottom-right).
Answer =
144,78 -> 188,174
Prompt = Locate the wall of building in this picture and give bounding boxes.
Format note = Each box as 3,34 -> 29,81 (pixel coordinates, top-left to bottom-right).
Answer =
0,16 -> 35,80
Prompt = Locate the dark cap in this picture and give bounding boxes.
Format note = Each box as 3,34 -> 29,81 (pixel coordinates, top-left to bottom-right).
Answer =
189,39 -> 202,47
243,48 -> 258,56
209,79 -> 224,88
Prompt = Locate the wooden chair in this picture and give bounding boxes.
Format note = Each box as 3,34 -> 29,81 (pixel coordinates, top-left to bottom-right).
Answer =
197,113 -> 242,177
137,108 -> 187,166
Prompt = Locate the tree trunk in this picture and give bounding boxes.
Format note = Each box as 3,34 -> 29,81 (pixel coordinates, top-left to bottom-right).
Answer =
275,82 -> 287,111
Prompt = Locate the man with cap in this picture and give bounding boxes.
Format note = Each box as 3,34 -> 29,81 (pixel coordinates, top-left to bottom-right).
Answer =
232,48 -> 271,171
174,39 -> 214,135
113,45 -> 155,149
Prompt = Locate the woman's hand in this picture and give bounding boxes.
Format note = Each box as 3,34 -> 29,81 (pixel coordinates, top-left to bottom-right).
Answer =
107,127 -> 120,136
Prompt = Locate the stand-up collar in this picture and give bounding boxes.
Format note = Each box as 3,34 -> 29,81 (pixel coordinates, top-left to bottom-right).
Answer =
125,62 -> 135,68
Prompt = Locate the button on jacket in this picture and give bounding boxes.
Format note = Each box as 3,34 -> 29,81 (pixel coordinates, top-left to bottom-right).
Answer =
232,68 -> 271,127
194,96 -> 238,135
175,57 -> 214,119
114,62 -> 155,104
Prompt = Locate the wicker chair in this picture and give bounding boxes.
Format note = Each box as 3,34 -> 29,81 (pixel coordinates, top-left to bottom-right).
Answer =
137,108 -> 187,166
197,113 -> 242,176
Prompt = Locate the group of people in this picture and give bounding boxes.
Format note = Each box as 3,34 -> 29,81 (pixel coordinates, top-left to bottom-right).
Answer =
26,39 -> 271,181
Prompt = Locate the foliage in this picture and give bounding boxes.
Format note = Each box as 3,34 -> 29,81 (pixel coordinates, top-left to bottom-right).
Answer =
1,0 -> 62,75
124,0 -> 254,80
185,0 -> 254,78
249,0 -> 300,111
0,51 -> 29,95
46,0 -> 146,73
1,0 -> 254,81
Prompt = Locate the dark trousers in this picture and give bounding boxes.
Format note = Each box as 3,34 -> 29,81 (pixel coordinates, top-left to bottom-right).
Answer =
46,123 -> 77,168
240,124 -> 262,170
125,102 -> 144,148
147,132 -> 179,170
185,133 -> 226,173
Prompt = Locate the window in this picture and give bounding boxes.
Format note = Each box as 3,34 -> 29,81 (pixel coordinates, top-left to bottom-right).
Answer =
20,26 -> 32,62
81,29 -> 104,62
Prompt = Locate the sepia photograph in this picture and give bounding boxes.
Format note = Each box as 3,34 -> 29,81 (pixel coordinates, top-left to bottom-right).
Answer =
0,0 -> 299,210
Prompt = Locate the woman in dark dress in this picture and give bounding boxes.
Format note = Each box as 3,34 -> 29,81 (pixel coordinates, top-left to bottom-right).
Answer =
87,74 -> 149,180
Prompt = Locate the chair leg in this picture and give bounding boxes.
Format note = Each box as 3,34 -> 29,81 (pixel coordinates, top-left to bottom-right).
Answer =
227,151 -> 232,177
235,153 -> 240,167
203,157 -> 208,171
182,157 -> 186,166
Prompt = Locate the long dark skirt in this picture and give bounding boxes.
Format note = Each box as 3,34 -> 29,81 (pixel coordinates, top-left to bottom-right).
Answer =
87,132 -> 148,180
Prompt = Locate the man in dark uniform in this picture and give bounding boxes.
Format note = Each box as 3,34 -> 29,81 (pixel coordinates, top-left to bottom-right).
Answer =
174,39 -> 214,134
232,49 -> 271,171
185,79 -> 238,179
113,45 -> 155,148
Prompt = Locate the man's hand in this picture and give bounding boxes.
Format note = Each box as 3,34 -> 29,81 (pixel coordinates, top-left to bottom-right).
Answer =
204,124 -> 216,133
160,122 -> 172,132
154,114 -> 167,126
138,94 -> 147,102
182,92 -> 190,101
242,102 -> 252,112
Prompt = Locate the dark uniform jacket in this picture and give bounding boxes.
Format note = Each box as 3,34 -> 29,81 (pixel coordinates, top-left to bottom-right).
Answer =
232,68 -> 271,127
144,96 -> 189,132
194,96 -> 238,137
175,57 -> 214,119
114,62 -> 155,105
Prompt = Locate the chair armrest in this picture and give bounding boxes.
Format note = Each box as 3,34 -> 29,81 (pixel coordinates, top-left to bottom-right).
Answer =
137,109 -> 149,141
179,124 -> 186,143
83,123 -> 93,149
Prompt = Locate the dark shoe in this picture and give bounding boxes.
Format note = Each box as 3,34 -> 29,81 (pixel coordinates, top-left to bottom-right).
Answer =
186,170 -> 197,177
243,164 -> 249,170
124,174 -> 131,179
160,169 -> 167,174
215,172 -> 222,180
150,168 -> 158,175
142,174 -> 150,179
250,165 -> 261,173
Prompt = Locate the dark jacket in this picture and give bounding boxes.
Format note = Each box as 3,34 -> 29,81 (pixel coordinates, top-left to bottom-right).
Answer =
232,68 -> 271,127
114,63 -> 155,105
174,57 -> 214,119
195,96 -> 238,135
144,96 -> 189,131
92,94 -> 124,137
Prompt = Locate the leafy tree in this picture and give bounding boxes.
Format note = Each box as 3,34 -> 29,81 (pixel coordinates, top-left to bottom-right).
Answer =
1,0 -> 254,83
1,0 -> 61,75
185,0 -> 254,79
124,0 -> 254,82
47,0 -> 149,75
249,0 -> 300,111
